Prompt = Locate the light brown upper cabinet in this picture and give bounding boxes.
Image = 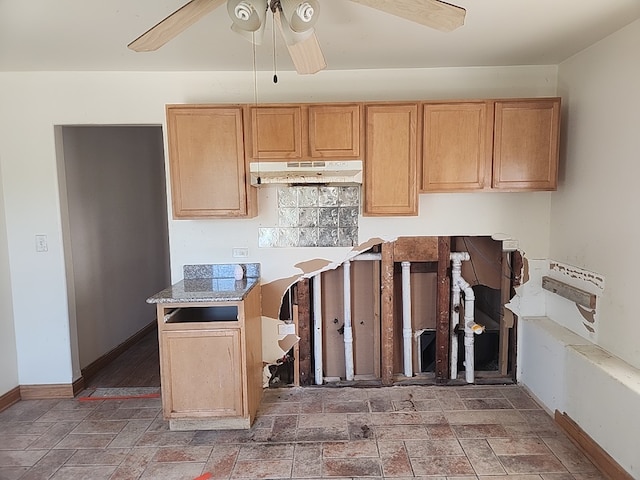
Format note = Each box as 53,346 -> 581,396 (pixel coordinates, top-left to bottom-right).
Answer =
364,103 -> 419,216
422,102 -> 494,192
421,97 -> 561,192
249,106 -> 303,160
493,98 -> 561,190
166,105 -> 256,219
308,104 -> 361,158
248,104 -> 361,160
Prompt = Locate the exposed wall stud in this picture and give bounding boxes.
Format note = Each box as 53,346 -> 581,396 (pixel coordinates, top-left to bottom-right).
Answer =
295,279 -> 312,386
436,236 -> 451,382
381,242 -> 395,385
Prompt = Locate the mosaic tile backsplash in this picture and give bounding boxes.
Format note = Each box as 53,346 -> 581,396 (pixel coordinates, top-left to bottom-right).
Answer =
259,186 -> 360,248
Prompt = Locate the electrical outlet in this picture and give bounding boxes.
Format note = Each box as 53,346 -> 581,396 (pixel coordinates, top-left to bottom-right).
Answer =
35,234 -> 48,252
502,239 -> 519,252
278,323 -> 296,335
232,247 -> 249,258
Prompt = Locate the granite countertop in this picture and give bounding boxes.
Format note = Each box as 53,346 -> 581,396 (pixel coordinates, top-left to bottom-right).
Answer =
146,263 -> 260,304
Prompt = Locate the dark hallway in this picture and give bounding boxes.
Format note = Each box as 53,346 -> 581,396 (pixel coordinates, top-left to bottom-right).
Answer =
83,329 -> 160,389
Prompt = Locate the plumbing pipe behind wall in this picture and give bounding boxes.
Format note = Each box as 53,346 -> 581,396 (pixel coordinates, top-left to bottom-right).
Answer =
450,265 -> 461,381
343,260 -> 354,381
450,252 -> 485,383
313,274 -> 323,385
401,261 -> 413,378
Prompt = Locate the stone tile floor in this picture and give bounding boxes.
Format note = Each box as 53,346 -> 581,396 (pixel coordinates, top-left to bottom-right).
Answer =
0,385 -> 604,480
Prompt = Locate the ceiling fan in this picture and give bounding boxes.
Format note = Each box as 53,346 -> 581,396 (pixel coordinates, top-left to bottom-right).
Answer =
128,0 -> 466,75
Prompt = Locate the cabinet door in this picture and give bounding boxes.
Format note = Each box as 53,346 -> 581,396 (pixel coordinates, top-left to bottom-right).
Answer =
493,99 -> 560,190
250,106 -> 303,159
364,104 -> 418,216
422,102 -> 493,191
309,104 -> 361,158
167,106 -> 255,219
161,329 -> 243,418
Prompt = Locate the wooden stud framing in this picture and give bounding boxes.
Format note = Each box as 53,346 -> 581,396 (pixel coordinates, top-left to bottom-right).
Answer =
381,242 -> 395,385
436,236 -> 451,382
296,278 -> 312,386
510,250 -> 523,381
542,276 -> 597,309
373,258 -> 382,379
393,236 -> 439,262
499,251 -> 513,375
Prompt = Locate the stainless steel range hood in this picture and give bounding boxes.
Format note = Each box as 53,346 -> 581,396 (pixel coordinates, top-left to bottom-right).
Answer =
249,160 -> 362,186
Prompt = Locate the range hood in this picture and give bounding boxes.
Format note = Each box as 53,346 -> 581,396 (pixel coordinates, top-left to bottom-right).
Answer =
250,160 -> 362,186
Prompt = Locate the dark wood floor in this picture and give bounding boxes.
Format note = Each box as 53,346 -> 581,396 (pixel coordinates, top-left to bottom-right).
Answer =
84,328 -> 161,389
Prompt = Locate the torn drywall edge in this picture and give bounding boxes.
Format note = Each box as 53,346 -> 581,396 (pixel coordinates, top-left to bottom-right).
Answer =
260,237 -> 388,320
506,257 -> 546,318
549,260 -> 605,293
261,275 -> 300,319
278,334 -> 300,353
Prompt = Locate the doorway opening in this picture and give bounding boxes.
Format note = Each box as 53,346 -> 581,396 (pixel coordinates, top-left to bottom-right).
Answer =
56,125 -> 169,390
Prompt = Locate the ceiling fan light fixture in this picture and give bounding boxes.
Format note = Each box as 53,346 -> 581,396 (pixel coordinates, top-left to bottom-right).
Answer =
227,0 -> 267,32
231,21 -> 267,44
280,0 -> 319,33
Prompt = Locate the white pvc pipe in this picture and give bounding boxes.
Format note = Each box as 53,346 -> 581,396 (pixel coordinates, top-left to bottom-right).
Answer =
450,257 -> 462,380
462,284 -> 479,384
313,274 -> 323,385
450,252 -> 485,383
401,261 -> 413,378
343,260 -> 354,381
351,252 -> 382,261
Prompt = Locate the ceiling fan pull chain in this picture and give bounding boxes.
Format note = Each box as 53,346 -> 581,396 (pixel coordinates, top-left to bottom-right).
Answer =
272,10 -> 278,84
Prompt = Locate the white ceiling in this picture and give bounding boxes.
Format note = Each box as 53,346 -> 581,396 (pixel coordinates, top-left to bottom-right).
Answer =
1,0 -> 639,73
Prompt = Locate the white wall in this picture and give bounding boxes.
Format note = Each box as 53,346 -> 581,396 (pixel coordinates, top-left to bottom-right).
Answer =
554,18 -> 640,369
0,66 -> 557,389
515,19 -> 640,477
0,163 -> 19,394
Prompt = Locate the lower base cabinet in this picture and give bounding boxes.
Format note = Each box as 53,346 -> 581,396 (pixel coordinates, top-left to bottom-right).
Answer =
156,286 -> 262,430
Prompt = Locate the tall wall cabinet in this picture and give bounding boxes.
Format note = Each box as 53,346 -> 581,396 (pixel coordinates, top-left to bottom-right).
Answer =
166,105 -> 256,219
363,103 -> 419,216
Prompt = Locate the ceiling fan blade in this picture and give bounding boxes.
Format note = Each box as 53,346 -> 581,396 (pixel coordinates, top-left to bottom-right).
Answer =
274,11 -> 326,75
348,0 -> 465,32
128,0 -> 225,52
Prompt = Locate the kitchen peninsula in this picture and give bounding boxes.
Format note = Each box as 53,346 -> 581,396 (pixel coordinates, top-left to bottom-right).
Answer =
147,263 -> 262,430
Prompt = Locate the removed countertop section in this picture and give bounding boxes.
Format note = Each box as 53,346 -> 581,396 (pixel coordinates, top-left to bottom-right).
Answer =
146,263 -> 260,304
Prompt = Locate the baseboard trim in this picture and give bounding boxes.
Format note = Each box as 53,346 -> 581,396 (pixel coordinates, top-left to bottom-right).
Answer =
20,384 -> 75,399
555,410 -> 632,480
72,376 -> 85,396
81,320 -> 157,383
0,386 -> 21,412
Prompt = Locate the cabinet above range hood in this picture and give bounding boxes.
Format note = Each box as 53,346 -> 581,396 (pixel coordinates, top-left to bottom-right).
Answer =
249,160 -> 362,186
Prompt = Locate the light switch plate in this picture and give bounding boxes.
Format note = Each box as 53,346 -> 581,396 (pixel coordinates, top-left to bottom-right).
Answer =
35,234 -> 48,252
